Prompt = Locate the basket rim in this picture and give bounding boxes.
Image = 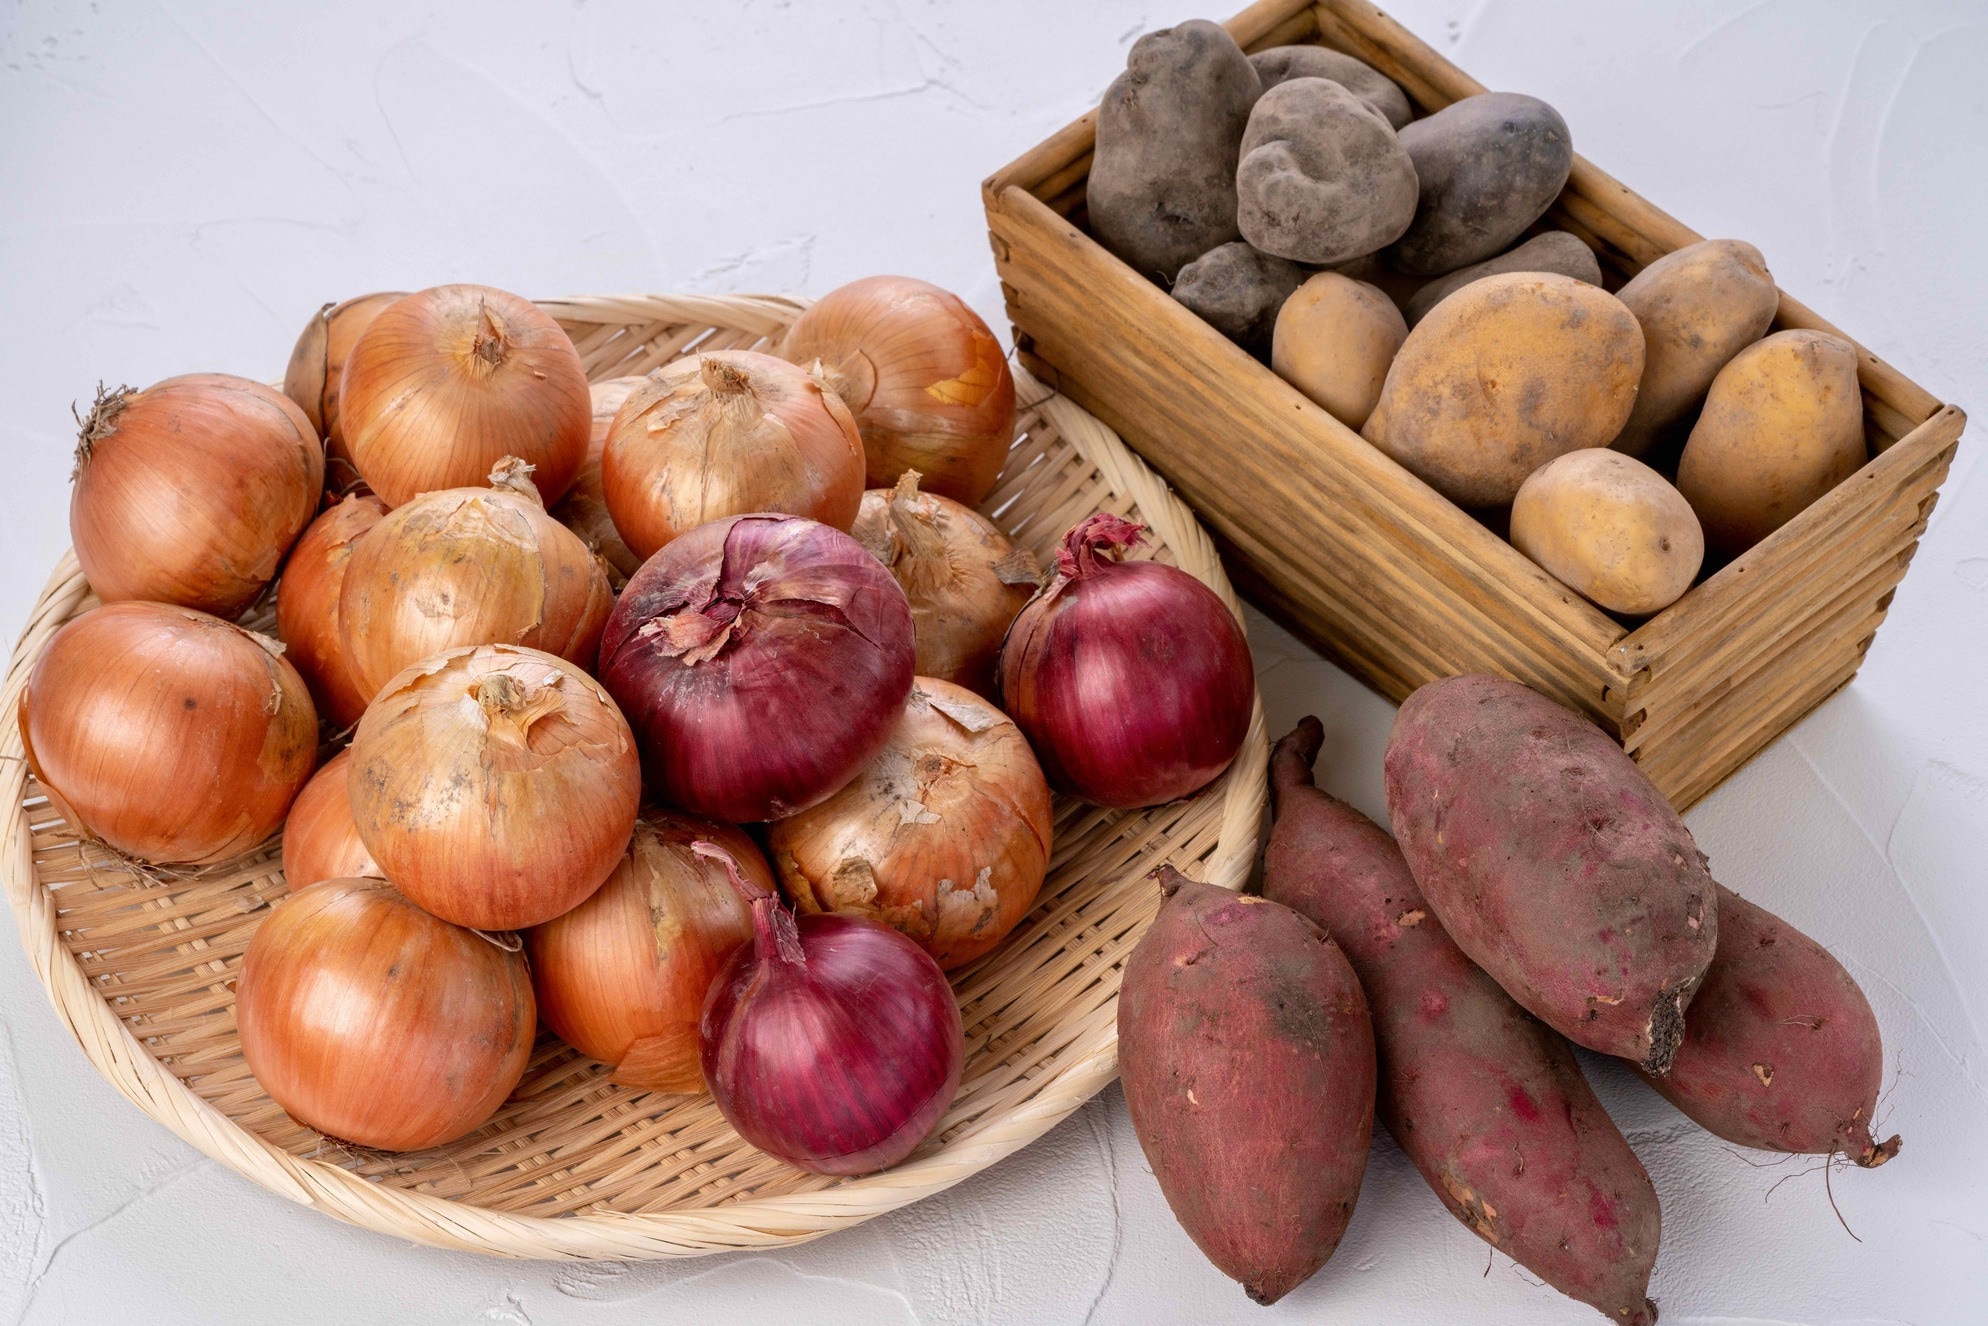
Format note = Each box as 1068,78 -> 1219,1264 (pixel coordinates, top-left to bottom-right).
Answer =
0,291 -> 1269,1259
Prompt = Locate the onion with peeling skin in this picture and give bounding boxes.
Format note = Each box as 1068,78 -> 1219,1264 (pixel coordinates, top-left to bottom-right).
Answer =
851,471 -> 1039,699
281,750 -> 381,892
274,493 -> 386,730
550,376 -> 648,585
281,291 -> 407,492
769,679 -> 1053,970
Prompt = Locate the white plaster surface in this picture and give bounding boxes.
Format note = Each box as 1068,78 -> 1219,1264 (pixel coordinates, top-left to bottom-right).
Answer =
2,1 -> 1984,1321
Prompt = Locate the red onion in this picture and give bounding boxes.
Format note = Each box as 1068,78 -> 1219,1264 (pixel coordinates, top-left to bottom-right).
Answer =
597,513 -> 915,823
697,847 -> 963,1176
998,514 -> 1253,808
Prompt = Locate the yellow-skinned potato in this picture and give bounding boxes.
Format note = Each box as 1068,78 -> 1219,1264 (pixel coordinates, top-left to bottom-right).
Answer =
1676,329 -> 1865,556
1362,273 -> 1645,508
1271,272 -> 1407,430
1612,239 -> 1779,459
1511,450 -> 1703,616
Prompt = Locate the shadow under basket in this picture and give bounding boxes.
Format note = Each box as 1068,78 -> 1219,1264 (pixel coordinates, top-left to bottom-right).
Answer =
0,292 -> 1268,1258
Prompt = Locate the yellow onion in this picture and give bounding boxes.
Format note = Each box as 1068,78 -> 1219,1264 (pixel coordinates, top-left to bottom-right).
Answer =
337,458 -> 613,707
768,678 -> 1052,969
281,750 -> 381,892
281,291 -> 407,491
779,275 -> 1016,506
550,376 -> 647,584
599,350 -> 864,560
237,877 -> 535,1151
339,283 -> 590,507
19,602 -> 318,864
70,375 -> 324,617
526,813 -> 764,1092
348,643 -> 642,931
851,471 -> 1039,699
274,493 -> 385,730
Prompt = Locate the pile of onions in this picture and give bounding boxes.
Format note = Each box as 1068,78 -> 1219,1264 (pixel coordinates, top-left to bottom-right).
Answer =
274,493 -> 385,729
599,350 -> 864,560
69,374 -> 324,617
237,877 -> 535,1151
347,643 -> 641,930
281,290 -> 406,491
769,679 -> 1052,969
779,275 -> 1016,506
597,513 -> 914,823
851,471 -> 1039,699
697,846 -> 963,1176
19,602 -> 318,864
337,458 -> 613,706
339,284 -> 591,508
526,813 -> 764,1091
999,514 -> 1253,808
281,750 -> 381,892
550,376 -> 648,584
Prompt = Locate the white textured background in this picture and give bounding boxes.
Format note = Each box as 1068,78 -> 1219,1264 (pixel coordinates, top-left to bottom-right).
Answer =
3,2 -> 1985,1322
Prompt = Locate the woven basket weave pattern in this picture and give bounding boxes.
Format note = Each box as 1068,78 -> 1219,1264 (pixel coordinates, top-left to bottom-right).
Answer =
0,293 -> 1268,1258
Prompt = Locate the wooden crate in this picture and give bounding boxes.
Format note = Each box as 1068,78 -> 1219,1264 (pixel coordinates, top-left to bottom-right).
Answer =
982,0 -> 1966,809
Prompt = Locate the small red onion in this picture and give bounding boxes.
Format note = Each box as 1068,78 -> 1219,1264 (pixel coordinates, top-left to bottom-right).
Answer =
999,514 -> 1253,808
697,847 -> 963,1176
596,513 -> 915,823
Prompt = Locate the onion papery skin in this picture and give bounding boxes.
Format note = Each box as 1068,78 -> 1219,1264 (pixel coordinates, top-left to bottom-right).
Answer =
599,351 -> 864,560
700,901 -> 964,1176
19,602 -> 319,865
281,750 -> 381,892
274,494 -> 386,729
999,514 -> 1254,809
348,644 -> 642,931
770,679 -> 1052,970
851,472 -> 1039,699
598,513 -> 916,823
237,877 -> 535,1152
70,374 -> 325,617
526,812 -> 765,1092
550,376 -> 647,585
337,463 -> 613,706
281,291 -> 407,492
339,284 -> 590,508
778,275 -> 1016,507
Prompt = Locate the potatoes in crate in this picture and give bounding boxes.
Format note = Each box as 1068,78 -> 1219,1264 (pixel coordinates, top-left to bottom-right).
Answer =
1388,92 -> 1574,276
1249,44 -> 1411,128
1171,241 -> 1305,355
1271,271 -> 1407,430
1403,230 -> 1601,326
1511,449 -> 1704,616
1236,77 -> 1419,266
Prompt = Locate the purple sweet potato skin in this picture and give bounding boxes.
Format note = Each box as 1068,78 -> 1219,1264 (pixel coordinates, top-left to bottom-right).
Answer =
1384,674 -> 1717,1073
1117,868 -> 1376,1305
1641,883 -> 1900,1167
1266,719 -> 1659,1326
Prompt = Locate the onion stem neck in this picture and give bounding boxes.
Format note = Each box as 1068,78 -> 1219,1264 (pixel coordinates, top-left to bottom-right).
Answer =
701,356 -> 752,397
752,895 -> 807,968
1058,512 -> 1146,578
472,303 -> 510,370
71,382 -> 135,478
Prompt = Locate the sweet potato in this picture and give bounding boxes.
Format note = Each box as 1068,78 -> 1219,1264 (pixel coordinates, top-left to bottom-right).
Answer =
1118,866 -> 1376,1305
1641,883 -> 1900,1167
1384,674 -> 1718,1073
1267,719 -> 1660,1326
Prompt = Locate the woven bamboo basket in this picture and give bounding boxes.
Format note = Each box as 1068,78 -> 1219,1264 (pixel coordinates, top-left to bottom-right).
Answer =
0,293 -> 1268,1258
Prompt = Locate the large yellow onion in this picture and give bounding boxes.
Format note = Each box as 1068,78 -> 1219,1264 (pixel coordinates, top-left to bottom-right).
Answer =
779,275 -> 1017,506
339,283 -> 590,507
281,750 -> 381,892
599,350 -> 864,560
274,493 -> 385,730
337,458 -> 613,706
69,374 -> 324,617
237,877 -> 535,1151
348,644 -> 642,931
19,602 -> 318,864
281,291 -> 407,491
851,471 -> 1039,699
768,678 -> 1052,970
550,376 -> 647,584
526,813 -> 765,1092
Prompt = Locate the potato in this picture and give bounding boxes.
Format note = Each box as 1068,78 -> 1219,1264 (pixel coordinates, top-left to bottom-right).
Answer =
1403,230 -> 1600,326
1237,78 -> 1418,266
1249,44 -> 1412,128
1271,272 -> 1407,429
1362,273 -> 1645,508
1611,239 -> 1779,458
1090,20 -> 1260,281
1173,241 -> 1306,355
1676,329 -> 1865,556
1511,449 -> 1703,616
1389,93 -> 1573,276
